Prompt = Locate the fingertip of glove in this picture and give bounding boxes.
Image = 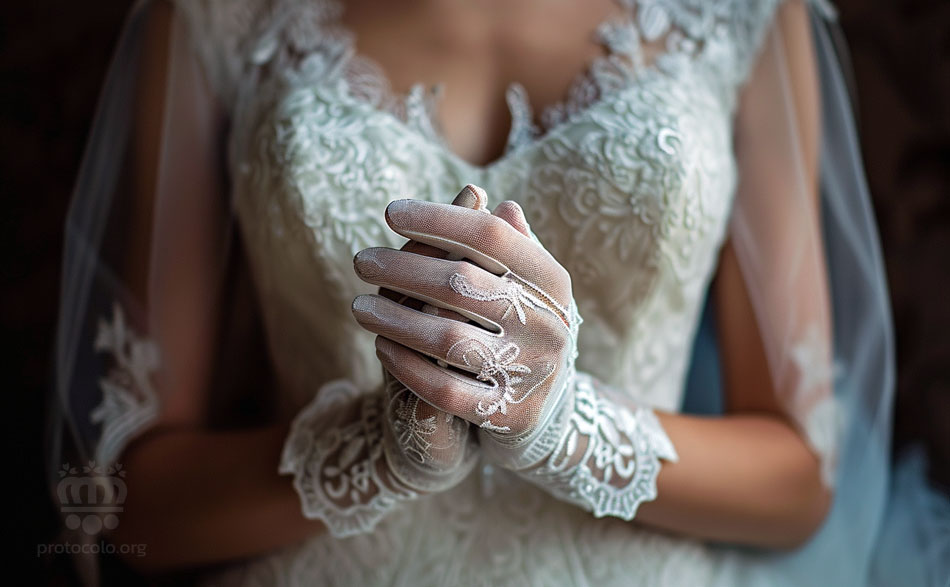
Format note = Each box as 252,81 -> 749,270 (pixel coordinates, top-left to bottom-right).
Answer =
454,184 -> 488,211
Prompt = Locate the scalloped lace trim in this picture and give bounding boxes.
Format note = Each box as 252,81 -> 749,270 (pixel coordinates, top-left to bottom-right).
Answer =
243,0 -> 788,162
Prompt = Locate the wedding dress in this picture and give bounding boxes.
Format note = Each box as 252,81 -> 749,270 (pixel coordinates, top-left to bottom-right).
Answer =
48,0 -> 949,585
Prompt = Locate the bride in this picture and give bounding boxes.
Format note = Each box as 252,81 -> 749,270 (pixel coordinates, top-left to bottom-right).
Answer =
49,0 -> 947,585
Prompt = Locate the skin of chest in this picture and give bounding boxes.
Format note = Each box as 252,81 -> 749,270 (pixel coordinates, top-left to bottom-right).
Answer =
339,0 -> 626,166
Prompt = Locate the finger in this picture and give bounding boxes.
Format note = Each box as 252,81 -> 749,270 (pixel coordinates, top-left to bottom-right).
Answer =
384,199 -> 568,293
379,185 -> 488,310
452,183 -> 488,212
492,200 -> 531,237
438,184 -> 489,264
419,302 -> 466,325
354,248 -> 511,332
383,292 -> 469,324
376,336 -> 491,425
397,185 -> 487,260
352,294 -> 496,367
379,239 -> 441,307
399,239 -> 449,258
384,379 -> 468,457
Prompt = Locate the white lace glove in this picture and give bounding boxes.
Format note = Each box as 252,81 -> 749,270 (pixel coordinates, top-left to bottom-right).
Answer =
279,188 -> 484,537
352,190 -> 678,520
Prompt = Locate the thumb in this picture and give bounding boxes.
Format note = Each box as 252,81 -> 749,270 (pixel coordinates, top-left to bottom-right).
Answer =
452,184 -> 488,211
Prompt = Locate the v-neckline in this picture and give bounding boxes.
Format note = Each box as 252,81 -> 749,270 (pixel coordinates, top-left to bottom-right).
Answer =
324,0 -> 651,170
330,77 -> 651,179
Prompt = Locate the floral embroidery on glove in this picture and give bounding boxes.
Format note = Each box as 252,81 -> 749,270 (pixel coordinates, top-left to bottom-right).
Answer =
352,186 -> 678,521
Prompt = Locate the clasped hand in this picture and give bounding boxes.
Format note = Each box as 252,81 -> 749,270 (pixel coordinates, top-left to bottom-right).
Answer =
353,187 -> 581,475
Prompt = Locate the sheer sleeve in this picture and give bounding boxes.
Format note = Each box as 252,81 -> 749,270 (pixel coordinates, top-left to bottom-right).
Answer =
50,3 -> 481,566
708,1 -> 902,583
49,0 -> 231,509
725,0 -> 838,484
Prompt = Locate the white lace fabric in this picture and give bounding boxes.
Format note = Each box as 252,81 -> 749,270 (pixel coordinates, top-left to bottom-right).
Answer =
134,0 -> 845,584
351,194 -> 679,521
523,373 -> 679,519
176,0 -> 784,164
278,379 -> 419,537
279,189 -> 485,537
89,303 -> 161,465
278,373 -> 479,537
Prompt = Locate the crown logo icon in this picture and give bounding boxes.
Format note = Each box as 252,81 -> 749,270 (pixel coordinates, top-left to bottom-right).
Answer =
57,462 -> 127,535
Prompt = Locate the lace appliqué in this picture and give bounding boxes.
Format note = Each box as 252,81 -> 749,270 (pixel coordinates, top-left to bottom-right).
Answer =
445,337 -> 550,434
526,373 -> 678,520
448,271 -> 543,326
382,375 -> 478,492
90,302 -> 160,464
389,385 -> 441,466
790,323 -> 840,487
803,394 -> 840,487
447,260 -> 674,521
279,380 -> 417,537
227,0 -> 785,163
790,324 -> 834,397
448,270 -> 576,434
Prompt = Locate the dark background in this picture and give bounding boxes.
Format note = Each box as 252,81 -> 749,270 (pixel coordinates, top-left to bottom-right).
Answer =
3,1 -> 948,583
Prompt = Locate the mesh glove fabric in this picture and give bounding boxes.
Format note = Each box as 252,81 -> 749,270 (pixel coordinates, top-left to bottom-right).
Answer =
353,187 -> 678,520
279,187 -> 485,536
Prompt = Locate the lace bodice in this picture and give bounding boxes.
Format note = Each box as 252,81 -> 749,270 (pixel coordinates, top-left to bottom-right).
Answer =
170,0 -> 814,584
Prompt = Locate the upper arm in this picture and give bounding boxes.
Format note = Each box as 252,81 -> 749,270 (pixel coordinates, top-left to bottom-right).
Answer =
714,1 -> 832,430
128,0 -> 229,428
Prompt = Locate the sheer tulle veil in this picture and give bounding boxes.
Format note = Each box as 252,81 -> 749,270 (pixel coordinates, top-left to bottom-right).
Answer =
684,7 -> 949,585
48,1 -> 947,585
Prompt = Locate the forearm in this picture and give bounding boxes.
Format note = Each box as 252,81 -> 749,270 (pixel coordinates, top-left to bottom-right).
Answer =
352,195 -> 832,550
636,411 -> 831,549
110,424 -> 324,571
511,374 -> 830,549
